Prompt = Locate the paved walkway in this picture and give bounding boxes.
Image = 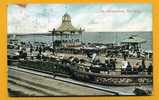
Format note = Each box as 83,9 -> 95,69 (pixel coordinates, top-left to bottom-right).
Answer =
8,66 -> 115,96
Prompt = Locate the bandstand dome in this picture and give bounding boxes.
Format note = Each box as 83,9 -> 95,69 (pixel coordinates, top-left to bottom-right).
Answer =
121,35 -> 146,44
56,13 -> 82,33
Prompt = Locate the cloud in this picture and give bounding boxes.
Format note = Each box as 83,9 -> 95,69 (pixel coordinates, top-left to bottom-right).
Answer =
8,4 -> 152,33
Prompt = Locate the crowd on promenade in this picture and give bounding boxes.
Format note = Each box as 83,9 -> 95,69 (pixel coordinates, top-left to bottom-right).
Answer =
87,53 -> 152,75
8,41 -> 152,75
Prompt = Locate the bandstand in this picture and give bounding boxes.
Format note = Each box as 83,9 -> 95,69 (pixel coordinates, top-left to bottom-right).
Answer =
121,35 -> 146,52
49,13 -> 84,51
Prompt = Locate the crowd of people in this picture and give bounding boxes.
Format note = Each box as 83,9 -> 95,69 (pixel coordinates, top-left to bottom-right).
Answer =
121,58 -> 152,75
8,41 -> 152,75
8,41 -> 53,60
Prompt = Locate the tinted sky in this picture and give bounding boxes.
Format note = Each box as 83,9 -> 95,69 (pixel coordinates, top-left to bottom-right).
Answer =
8,4 -> 152,33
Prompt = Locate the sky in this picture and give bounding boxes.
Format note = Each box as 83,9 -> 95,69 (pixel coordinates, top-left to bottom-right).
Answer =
8,4 -> 152,34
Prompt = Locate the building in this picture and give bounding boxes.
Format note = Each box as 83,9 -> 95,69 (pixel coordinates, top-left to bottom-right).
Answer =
121,34 -> 146,51
49,13 -> 84,48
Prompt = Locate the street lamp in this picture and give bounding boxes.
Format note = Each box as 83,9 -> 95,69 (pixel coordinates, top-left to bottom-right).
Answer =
49,28 -> 56,55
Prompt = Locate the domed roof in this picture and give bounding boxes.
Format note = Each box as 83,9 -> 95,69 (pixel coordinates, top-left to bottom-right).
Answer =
56,13 -> 83,33
62,13 -> 71,22
64,13 -> 70,17
121,35 -> 146,43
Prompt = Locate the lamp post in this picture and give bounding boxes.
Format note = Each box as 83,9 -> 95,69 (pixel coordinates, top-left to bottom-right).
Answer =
51,28 -> 55,54
79,28 -> 82,44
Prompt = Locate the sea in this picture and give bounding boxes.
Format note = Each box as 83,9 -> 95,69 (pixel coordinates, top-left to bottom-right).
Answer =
8,31 -> 152,51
